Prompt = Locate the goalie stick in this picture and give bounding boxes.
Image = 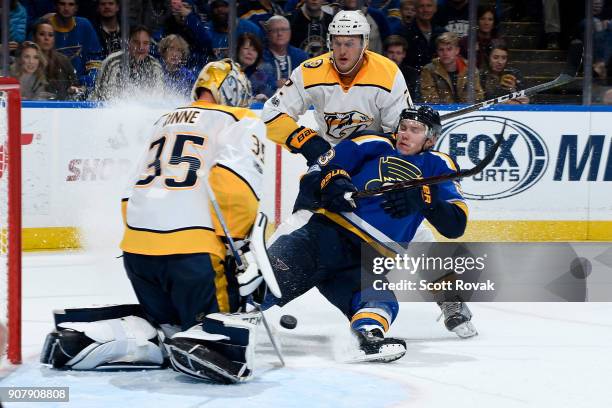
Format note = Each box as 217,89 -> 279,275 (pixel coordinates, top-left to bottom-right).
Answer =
204,180 -> 286,367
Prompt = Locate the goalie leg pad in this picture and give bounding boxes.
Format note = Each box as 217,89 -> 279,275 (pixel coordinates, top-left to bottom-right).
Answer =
41,305 -> 164,370
167,312 -> 258,384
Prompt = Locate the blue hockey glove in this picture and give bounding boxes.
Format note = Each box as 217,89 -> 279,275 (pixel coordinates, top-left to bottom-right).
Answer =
320,167 -> 357,213
381,184 -> 438,218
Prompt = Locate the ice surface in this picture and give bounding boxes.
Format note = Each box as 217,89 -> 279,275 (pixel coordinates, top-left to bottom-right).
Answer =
1,251 -> 611,408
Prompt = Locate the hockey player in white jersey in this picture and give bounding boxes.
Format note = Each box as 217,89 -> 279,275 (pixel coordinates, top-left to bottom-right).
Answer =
41,59 -> 277,384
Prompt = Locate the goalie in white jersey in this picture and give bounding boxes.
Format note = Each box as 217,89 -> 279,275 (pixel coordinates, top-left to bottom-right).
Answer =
41,60 -> 271,384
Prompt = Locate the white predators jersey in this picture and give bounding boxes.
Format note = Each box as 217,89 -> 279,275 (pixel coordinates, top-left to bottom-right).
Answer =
262,51 -> 410,146
121,101 -> 266,257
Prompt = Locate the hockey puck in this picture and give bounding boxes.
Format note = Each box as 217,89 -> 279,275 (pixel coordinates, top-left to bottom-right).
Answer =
279,314 -> 297,329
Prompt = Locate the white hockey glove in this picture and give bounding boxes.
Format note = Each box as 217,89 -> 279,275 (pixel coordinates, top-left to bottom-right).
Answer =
233,213 -> 282,299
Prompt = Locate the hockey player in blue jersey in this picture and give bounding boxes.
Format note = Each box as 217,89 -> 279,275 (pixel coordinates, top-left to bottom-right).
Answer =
265,105 -> 472,362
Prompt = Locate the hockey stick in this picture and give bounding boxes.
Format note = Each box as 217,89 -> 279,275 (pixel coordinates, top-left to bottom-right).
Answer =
352,131 -> 504,199
440,73 -> 575,122
204,180 -> 286,367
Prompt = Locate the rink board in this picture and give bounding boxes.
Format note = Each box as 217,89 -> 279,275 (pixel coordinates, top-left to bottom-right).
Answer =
18,102 -> 612,249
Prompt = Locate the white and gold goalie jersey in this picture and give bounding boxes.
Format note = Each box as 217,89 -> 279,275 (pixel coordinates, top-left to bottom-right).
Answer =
121,101 -> 266,258
262,50 -> 410,146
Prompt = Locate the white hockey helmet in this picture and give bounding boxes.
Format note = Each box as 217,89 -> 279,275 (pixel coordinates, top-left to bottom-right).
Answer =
326,10 -> 370,52
191,58 -> 252,107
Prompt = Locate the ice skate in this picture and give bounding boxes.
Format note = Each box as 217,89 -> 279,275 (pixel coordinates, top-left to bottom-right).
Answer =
346,328 -> 406,363
437,301 -> 478,339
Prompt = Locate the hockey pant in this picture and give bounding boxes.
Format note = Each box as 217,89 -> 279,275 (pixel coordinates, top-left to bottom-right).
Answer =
266,214 -> 399,333
123,252 -> 240,331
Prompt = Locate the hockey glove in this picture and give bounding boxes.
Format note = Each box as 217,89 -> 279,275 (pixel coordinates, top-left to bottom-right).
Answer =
286,126 -> 331,165
381,184 -> 438,218
320,167 -> 357,213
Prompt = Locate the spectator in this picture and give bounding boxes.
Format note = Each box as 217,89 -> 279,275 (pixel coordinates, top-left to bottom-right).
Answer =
158,34 -> 196,98
21,0 -> 55,27
206,0 -> 263,59
434,0 -> 469,38
128,0 -> 171,37
262,15 -> 308,91
93,0 -> 121,59
91,25 -> 164,100
236,32 -> 275,101
288,0 -> 333,58
158,0 -> 212,69
401,0 -> 446,72
48,0 -> 102,88
420,31 -> 484,103
543,0 -> 561,49
340,0 -> 390,54
0,0 -> 27,52
32,19 -> 83,100
480,39 -> 528,103
383,35 -> 419,99
390,0 -> 416,34
459,5 -> 500,69
10,41 -> 51,100
372,0 -> 402,29
238,0 -> 284,32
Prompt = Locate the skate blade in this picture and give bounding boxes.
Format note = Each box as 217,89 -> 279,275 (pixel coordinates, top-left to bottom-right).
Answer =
452,321 -> 478,339
343,344 -> 406,364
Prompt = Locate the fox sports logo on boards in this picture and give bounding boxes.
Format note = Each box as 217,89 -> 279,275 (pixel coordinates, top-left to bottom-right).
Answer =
435,115 -> 549,200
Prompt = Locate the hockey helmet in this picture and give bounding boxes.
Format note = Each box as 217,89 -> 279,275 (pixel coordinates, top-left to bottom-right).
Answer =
398,106 -> 442,139
326,10 -> 370,53
191,58 -> 252,107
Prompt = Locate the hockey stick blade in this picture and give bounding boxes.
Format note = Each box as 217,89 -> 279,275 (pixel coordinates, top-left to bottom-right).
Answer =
352,135 -> 503,199
440,73 -> 575,122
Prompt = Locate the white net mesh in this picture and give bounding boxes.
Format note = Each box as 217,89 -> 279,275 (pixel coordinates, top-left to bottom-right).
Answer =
0,90 -> 8,355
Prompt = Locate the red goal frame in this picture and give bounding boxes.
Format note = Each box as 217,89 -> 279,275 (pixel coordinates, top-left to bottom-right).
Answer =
0,77 -> 22,365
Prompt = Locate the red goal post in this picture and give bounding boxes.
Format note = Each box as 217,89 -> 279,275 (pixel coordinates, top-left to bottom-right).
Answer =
0,77 -> 22,365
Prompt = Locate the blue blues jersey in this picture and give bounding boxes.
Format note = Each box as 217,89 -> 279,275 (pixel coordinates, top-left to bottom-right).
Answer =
316,133 -> 468,252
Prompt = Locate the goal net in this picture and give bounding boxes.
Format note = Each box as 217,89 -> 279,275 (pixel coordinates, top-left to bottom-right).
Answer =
0,77 -> 22,365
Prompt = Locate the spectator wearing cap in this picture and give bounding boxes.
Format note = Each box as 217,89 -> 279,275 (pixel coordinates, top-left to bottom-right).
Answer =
238,0 -> 284,32
47,0 -> 102,88
91,25 -> 164,100
400,0 -> 446,72
206,0 -> 263,60
287,0 -> 333,58
262,15 -> 308,91
420,31 -> 484,103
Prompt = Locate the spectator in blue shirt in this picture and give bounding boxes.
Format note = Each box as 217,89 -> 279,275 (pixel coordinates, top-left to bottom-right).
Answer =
158,33 -> 197,98
206,0 -> 263,60
48,0 -> 102,88
262,15 -> 308,91
0,0 -> 27,52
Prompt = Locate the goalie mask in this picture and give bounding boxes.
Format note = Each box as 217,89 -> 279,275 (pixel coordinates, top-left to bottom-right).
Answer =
191,58 -> 252,107
327,10 -> 370,75
397,106 -> 442,140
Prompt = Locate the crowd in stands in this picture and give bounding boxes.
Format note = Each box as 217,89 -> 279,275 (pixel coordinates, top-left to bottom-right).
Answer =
0,0 -> 610,103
